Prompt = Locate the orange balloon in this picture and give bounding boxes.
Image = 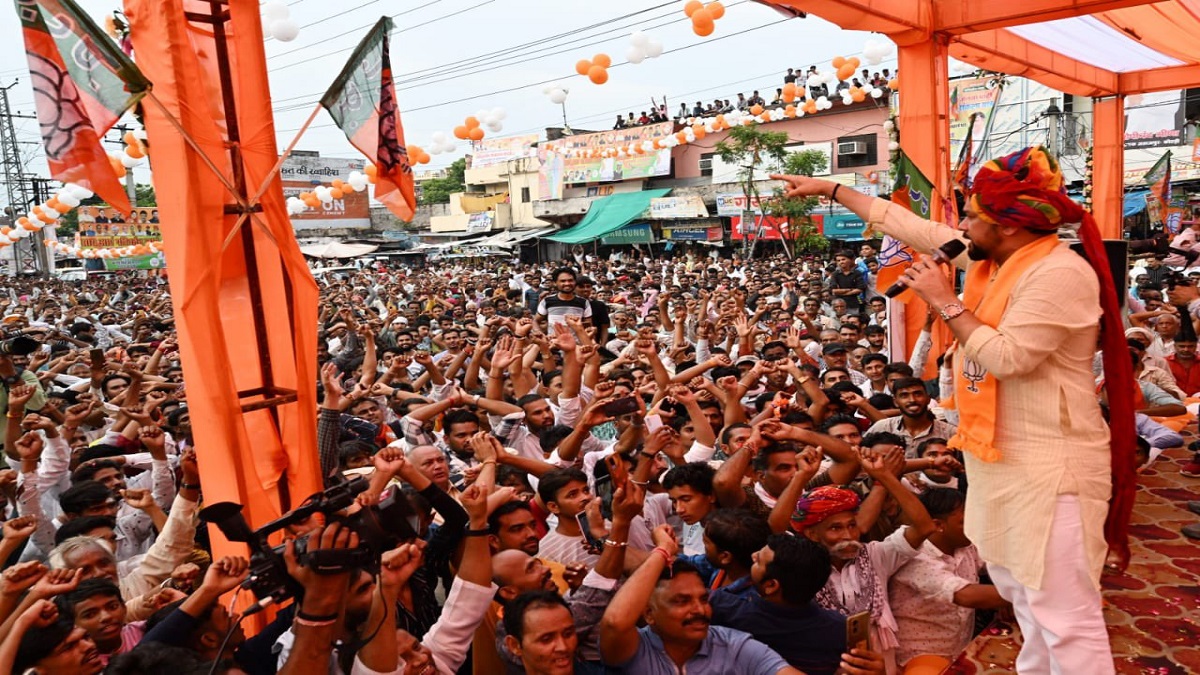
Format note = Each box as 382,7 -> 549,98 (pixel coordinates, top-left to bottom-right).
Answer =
684,0 -> 703,16
329,188 -> 345,200
341,182 -> 358,193
675,131 -> 688,144
847,56 -> 861,69
468,127 -> 485,141
837,63 -> 856,81
749,104 -> 763,116
784,105 -> 797,117
692,14 -> 714,36
851,88 -> 866,102
832,56 -> 846,68
453,125 -> 470,139
1,226 -> 10,235
588,65 -> 608,85
692,124 -> 706,139
123,131 -> 138,146
804,100 -> 818,114
888,78 -> 900,90
593,53 -> 611,68
420,152 -> 432,164
331,179 -> 345,189
52,200 -> 71,214
304,196 -> 320,208
706,1 -> 725,19
298,191 -> 312,200
575,59 -> 592,76
714,114 -> 727,129
364,163 -> 377,177
409,145 -> 424,159
464,116 -> 480,129
109,154 -> 125,178
46,197 -> 60,210
653,139 -> 664,149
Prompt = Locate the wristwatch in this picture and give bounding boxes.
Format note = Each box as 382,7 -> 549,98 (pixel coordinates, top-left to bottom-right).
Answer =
938,302 -> 966,321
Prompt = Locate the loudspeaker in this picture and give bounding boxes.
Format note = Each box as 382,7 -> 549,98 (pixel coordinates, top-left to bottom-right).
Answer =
1070,239 -> 1128,309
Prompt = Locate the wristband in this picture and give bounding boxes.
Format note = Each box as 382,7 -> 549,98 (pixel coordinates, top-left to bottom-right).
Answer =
180,483 -> 201,490
652,546 -> 674,566
464,526 -> 490,537
831,184 -> 841,201
603,539 -> 628,548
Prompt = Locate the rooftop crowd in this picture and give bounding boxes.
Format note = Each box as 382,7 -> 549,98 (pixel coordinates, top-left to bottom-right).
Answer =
0,231 -> 1191,674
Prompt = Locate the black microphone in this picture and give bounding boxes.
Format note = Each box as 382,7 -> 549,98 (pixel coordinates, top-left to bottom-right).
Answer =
884,239 -> 967,298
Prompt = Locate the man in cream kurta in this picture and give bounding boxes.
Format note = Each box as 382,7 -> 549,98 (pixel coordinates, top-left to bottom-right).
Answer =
773,151 -> 1116,675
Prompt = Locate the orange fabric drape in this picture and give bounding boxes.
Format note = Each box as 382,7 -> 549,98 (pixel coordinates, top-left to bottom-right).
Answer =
123,0 -> 321,558
1091,96 -> 1125,240
896,38 -> 955,378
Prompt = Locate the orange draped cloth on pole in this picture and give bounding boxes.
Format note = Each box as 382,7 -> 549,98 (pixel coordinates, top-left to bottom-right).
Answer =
122,0 -> 321,556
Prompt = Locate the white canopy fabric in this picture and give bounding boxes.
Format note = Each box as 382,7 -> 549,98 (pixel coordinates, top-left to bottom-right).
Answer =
1007,16 -> 1184,73
299,242 -> 379,259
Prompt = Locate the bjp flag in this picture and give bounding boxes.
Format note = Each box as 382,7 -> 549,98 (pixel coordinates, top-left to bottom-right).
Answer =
15,0 -> 147,215
880,151 -> 949,376
321,17 -> 417,222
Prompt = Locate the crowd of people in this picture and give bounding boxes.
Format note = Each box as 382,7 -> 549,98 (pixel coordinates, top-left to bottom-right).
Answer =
0,170 -> 1190,674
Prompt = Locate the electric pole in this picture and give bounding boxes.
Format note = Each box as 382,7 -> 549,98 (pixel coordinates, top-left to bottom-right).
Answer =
0,81 -> 45,277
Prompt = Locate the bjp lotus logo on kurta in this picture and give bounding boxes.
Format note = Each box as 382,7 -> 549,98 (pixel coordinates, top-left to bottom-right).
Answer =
962,357 -> 986,393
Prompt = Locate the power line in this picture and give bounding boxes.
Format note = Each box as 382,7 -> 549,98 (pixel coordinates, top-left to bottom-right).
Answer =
267,0 -> 453,64
268,3 -> 689,109
273,16 -> 791,130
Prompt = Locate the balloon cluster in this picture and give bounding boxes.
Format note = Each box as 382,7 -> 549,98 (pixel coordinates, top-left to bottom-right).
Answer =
261,1 -> 300,42
286,172 -> 370,216
453,109 -> 504,142
407,145 -> 432,166
109,131 -> 148,179
832,56 -> 861,83
543,83 -> 569,105
862,39 -> 894,66
684,0 -> 725,37
626,31 -> 664,64
426,132 -> 458,156
575,53 -> 611,85
0,183 -> 92,247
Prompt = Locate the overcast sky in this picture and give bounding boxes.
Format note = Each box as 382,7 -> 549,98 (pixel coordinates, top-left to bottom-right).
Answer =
0,0 -> 901,180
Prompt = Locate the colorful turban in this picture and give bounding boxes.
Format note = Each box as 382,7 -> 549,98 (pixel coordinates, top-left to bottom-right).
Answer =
968,146 -> 1084,232
790,486 -> 860,533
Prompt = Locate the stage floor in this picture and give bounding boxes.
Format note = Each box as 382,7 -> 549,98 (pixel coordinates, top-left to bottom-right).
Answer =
947,444 -> 1200,674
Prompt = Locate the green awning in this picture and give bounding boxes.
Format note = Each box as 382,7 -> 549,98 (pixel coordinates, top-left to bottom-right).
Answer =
546,189 -> 671,244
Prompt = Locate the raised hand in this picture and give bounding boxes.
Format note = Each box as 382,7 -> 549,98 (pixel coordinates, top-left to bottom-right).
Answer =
459,483 -> 490,522
379,542 -> 424,590
0,561 -> 47,597
200,556 -> 249,596
120,488 -> 158,512
650,523 -> 679,557
14,432 -> 44,462
139,425 -> 167,457
7,383 -> 35,410
611,480 -> 646,523
1,515 -> 37,543
372,445 -> 408,476
30,567 -> 82,600
797,446 -> 823,474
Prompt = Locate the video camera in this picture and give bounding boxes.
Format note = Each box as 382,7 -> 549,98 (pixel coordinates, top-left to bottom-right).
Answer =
199,475 -> 419,614
0,335 -> 39,356
1163,270 -> 1192,291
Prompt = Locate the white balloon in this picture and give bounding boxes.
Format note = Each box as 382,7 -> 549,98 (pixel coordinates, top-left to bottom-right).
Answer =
486,121 -> 503,133
347,171 -> 363,184
870,88 -> 883,99
431,131 -> 447,144
13,228 -> 28,239
627,47 -> 646,64
549,90 -> 567,104
120,154 -> 140,168
490,107 -> 506,121
645,39 -> 663,58
630,31 -> 650,48
816,96 -> 829,106
269,18 -> 299,42
261,0 -> 289,21
57,193 -> 80,208
68,184 -> 94,199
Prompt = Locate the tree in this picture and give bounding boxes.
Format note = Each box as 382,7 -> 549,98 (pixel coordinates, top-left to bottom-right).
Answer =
767,149 -> 830,256
715,125 -> 789,258
419,158 -> 466,207
135,183 -> 156,207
